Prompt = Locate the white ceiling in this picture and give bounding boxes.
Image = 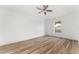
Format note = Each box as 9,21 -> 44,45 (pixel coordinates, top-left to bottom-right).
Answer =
0,5 -> 78,19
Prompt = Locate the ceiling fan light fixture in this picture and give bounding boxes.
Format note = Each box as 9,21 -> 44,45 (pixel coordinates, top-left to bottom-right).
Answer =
36,5 -> 52,15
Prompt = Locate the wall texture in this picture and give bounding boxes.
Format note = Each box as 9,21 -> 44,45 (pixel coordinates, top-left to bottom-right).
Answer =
0,6 -> 45,46
45,6 -> 79,41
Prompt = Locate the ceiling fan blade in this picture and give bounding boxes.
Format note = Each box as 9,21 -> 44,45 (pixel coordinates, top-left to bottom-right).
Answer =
46,5 -> 48,8
44,12 -> 46,15
43,5 -> 46,8
43,5 -> 48,10
36,7 -> 42,10
46,10 -> 52,12
43,5 -> 48,8
38,11 -> 43,13
45,5 -> 48,9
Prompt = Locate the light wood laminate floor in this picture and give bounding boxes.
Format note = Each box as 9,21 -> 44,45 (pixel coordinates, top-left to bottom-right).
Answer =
0,36 -> 79,54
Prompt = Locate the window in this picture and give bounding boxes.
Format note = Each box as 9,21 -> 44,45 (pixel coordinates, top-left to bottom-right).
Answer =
54,21 -> 62,33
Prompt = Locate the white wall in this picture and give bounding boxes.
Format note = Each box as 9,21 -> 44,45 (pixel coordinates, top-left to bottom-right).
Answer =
45,5 -> 79,41
0,6 -> 45,46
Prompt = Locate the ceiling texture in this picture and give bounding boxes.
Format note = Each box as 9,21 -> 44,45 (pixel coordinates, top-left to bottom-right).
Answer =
0,5 -> 78,19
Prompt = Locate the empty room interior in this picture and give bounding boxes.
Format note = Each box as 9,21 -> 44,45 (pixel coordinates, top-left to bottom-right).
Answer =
0,5 -> 79,54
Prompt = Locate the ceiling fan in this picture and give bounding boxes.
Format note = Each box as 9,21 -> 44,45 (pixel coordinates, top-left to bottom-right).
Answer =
36,5 -> 52,15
